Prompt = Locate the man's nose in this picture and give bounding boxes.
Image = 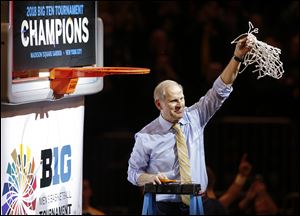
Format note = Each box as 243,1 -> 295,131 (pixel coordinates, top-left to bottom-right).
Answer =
176,102 -> 183,108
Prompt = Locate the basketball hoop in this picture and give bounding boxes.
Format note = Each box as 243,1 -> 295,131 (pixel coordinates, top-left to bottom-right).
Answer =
49,66 -> 150,95
231,21 -> 284,79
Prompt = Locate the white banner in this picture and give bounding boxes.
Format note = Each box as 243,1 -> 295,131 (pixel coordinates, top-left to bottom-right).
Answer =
1,103 -> 84,215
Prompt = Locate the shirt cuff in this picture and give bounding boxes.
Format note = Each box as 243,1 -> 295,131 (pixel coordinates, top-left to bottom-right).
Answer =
213,76 -> 233,97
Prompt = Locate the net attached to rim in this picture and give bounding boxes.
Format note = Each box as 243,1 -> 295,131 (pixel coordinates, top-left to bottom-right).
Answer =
231,21 -> 284,79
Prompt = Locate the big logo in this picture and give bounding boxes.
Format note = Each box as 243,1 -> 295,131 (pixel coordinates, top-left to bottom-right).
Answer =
1,144 -> 37,215
1,144 -> 72,215
40,145 -> 71,188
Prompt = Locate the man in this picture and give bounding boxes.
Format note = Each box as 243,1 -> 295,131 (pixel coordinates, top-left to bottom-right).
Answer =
206,153 -> 252,214
127,37 -> 252,214
238,175 -> 279,215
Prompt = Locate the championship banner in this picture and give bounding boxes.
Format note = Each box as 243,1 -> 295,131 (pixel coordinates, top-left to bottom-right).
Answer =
12,1 -> 96,71
1,105 -> 84,215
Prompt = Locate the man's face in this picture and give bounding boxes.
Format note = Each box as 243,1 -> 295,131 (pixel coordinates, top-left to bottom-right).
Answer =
156,85 -> 185,123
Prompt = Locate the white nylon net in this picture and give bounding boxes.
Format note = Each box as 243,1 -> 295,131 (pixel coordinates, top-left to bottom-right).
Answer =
231,21 -> 284,79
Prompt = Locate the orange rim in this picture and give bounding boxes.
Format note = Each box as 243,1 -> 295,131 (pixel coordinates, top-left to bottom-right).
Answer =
49,66 -> 150,95
50,66 -> 150,79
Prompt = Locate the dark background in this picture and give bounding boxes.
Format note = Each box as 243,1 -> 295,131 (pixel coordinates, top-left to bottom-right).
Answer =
83,1 -> 298,214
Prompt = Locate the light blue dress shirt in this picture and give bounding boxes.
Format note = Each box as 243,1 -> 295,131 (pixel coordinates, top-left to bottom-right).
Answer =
127,76 -> 232,202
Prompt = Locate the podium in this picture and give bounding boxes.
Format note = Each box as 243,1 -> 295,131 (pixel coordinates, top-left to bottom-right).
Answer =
142,183 -> 204,215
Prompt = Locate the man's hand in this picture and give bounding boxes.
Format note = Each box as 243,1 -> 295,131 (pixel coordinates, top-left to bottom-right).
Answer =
234,36 -> 253,59
238,153 -> 252,177
137,172 -> 168,186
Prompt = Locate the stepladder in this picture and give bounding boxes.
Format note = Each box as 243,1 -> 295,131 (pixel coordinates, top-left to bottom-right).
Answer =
142,183 -> 204,215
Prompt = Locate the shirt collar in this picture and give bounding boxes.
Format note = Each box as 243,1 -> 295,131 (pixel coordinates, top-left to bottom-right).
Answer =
158,114 -> 189,131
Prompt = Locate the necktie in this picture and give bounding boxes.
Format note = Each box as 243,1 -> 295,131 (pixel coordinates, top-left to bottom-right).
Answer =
173,123 -> 192,206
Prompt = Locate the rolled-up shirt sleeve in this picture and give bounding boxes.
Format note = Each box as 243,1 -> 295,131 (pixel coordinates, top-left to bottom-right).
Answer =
214,76 -> 233,98
188,76 -> 233,127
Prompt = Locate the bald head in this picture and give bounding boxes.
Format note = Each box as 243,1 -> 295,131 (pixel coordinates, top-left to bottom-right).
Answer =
154,80 -> 183,102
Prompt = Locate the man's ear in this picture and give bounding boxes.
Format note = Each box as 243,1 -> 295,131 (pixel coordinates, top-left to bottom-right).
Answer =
155,99 -> 161,110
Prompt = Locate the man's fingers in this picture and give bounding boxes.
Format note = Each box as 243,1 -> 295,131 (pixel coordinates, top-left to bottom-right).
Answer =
154,175 -> 162,184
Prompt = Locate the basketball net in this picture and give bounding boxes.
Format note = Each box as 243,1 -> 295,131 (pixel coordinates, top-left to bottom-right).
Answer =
231,21 -> 284,79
